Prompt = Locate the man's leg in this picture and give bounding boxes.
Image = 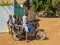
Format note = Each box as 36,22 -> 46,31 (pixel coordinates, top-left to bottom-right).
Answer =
26,32 -> 28,41
25,25 -> 28,42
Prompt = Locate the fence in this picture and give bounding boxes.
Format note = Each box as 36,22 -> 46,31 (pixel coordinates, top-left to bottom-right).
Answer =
0,0 -> 13,5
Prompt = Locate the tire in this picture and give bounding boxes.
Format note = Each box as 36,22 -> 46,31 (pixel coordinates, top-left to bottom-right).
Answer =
36,30 -> 46,40
12,33 -> 19,41
11,30 -> 19,41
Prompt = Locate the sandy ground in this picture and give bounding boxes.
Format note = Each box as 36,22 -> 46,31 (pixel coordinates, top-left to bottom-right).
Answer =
0,17 -> 60,45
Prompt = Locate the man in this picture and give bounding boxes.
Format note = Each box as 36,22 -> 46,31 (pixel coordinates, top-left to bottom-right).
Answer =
22,11 -> 28,42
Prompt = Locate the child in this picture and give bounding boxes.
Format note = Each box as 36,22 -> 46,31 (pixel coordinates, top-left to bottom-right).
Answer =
15,16 -> 22,32
17,17 -> 22,30
7,15 -> 13,33
12,15 -> 17,25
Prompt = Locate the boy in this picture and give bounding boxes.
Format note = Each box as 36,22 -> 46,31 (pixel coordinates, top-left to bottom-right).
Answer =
7,15 -> 13,33
12,15 -> 17,25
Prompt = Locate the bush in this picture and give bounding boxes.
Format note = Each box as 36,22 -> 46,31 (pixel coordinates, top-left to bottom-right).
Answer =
56,10 -> 60,17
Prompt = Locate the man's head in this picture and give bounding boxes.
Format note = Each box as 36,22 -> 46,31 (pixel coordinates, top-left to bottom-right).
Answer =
24,10 -> 28,16
16,16 -> 19,20
9,15 -> 12,19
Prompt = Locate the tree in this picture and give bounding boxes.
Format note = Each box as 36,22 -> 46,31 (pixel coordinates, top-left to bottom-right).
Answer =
30,0 -> 60,17
44,0 -> 52,12
24,0 -> 30,10
31,0 -> 52,12
52,0 -> 60,10
52,0 -> 60,16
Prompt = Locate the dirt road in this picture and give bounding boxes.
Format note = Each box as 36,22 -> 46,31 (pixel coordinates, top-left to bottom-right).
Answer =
0,18 -> 60,45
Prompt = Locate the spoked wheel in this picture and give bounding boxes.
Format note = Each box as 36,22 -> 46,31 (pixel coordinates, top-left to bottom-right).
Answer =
12,32 -> 20,41
11,30 -> 20,41
36,30 -> 46,40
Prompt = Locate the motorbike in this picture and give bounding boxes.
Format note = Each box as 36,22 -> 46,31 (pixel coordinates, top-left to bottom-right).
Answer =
10,20 -> 46,41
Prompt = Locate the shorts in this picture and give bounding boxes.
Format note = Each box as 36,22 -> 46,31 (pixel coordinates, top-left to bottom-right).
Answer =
27,24 -> 32,31
22,24 -> 28,32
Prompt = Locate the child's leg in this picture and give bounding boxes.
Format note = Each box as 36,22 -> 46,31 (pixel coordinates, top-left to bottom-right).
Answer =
18,25 -> 22,32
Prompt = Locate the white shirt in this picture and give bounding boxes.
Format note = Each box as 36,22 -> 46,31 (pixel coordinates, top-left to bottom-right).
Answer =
12,18 -> 16,24
8,19 -> 12,26
22,15 -> 28,32
22,15 -> 27,25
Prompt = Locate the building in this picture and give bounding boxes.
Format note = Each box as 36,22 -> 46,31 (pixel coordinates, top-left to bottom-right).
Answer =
0,0 -> 26,33
0,0 -> 30,33
0,5 -> 14,33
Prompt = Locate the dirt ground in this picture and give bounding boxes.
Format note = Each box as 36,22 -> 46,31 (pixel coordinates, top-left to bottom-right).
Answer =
0,17 -> 60,45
